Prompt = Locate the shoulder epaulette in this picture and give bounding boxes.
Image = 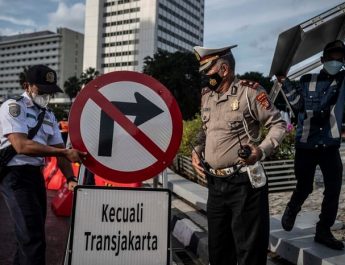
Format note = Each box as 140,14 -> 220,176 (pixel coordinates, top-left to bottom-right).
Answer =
240,79 -> 260,90
3,95 -> 23,103
8,95 -> 24,101
201,87 -> 211,95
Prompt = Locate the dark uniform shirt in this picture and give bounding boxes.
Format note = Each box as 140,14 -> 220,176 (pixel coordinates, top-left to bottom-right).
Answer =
282,70 -> 345,149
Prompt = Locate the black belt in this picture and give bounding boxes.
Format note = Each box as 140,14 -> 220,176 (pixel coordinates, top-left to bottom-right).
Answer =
206,170 -> 249,184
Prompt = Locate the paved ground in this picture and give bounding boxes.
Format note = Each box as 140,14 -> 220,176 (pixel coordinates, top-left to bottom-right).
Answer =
0,190 -> 70,265
269,183 -> 345,241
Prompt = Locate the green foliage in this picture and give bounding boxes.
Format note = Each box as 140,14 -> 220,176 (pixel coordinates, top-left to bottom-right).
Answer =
49,104 -> 69,121
18,66 -> 29,87
143,50 -> 201,120
237,71 -> 273,92
178,115 -> 296,160
64,76 -> 81,102
264,127 -> 296,160
179,114 -> 202,156
80,67 -> 100,87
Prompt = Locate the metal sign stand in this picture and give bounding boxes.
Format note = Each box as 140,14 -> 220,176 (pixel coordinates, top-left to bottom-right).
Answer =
63,164 -> 86,265
269,80 -> 295,118
160,168 -> 172,265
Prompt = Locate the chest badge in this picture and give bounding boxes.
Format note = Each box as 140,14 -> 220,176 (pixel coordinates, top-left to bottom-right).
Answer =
230,99 -> 239,111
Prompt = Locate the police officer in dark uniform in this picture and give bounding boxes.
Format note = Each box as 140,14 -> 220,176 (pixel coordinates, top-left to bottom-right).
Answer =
277,40 -> 345,250
0,65 -> 87,264
191,45 -> 286,265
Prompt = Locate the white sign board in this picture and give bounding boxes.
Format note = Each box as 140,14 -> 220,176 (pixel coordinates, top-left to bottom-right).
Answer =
68,186 -> 171,265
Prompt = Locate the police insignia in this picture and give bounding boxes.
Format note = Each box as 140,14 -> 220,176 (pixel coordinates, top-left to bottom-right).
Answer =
209,78 -> 217,86
256,92 -> 271,110
9,103 -> 21,117
46,72 -> 55,83
230,99 -> 239,111
240,80 -> 259,90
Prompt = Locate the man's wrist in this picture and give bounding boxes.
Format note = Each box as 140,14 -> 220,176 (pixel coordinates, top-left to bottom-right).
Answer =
258,147 -> 266,161
66,175 -> 78,184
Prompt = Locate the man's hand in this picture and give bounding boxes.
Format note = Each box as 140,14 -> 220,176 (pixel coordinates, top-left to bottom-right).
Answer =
67,179 -> 78,191
240,144 -> 263,165
275,74 -> 286,84
64,149 -> 87,163
191,151 -> 206,179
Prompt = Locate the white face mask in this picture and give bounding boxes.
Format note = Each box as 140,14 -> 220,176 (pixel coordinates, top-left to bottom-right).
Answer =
323,60 -> 344,75
31,92 -> 51,108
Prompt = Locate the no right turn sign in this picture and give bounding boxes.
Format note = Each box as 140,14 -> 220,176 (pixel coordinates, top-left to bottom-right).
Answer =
69,71 -> 183,183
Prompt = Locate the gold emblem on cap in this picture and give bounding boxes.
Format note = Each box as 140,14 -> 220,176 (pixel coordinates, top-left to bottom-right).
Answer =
231,99 -> 239,111
209,79 -> 217,86
46,72 -> 55,83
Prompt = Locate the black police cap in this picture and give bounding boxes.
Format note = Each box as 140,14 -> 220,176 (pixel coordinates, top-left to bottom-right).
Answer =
323,40 -> 345,56
26,65 -> 63,94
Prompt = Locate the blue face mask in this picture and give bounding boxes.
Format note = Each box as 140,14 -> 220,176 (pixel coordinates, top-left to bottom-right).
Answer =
323,60 -> 344,75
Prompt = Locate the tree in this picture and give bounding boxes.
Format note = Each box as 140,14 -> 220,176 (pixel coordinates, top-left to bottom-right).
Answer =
18,66 -> 29,88
80,67 -> 99,87
237,71 -> 289,111
143,51 -> 201,120
64,76 -> 81,103
237,71 -> 273,92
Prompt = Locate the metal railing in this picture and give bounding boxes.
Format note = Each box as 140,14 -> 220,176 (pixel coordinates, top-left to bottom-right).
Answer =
173,144 -> 345,193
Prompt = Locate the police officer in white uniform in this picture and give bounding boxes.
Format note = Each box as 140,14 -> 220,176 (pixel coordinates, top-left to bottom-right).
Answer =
191,46 -> 286,265
0,65 -> 86,265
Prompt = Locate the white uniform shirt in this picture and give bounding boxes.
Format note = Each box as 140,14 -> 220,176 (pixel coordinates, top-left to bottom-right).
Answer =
0,92 -> 63,166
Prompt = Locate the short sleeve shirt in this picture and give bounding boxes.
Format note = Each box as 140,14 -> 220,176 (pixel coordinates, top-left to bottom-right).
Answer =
0,92 -> 63,166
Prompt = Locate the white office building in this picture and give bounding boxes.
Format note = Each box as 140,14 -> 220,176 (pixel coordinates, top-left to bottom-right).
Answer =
83,0 -> 204,73
0,28 -> 84,100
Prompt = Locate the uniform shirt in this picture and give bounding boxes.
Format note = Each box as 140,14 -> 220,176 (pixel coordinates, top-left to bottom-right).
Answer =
0,92 -> 63,166
282,70 -> 345,149
195,77 -> 286,170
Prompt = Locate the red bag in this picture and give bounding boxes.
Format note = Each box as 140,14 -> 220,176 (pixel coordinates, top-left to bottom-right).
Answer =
51,185 -> 73,217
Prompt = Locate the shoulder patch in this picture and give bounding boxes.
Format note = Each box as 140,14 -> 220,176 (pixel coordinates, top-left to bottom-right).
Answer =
201,87 -> 211,95
240,79 -> 260,90
8,103 -> 21,117
255,92 -> 271,110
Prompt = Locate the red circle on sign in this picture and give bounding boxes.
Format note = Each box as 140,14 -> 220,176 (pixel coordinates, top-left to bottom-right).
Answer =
69,71 -> 183,183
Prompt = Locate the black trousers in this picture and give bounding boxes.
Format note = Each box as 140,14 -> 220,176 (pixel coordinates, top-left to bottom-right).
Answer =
288,147 -> 343,228
0,165 -> 46,265
206,173 -> 269,265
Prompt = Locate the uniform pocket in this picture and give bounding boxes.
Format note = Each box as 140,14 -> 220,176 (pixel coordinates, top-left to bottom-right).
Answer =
42,124 -> 54,136
228,115 -> 243,133
201,111 -> 210,130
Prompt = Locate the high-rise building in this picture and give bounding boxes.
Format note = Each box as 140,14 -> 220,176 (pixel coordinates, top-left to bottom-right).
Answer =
83,0 -> 204,73
0,28 -> 84,101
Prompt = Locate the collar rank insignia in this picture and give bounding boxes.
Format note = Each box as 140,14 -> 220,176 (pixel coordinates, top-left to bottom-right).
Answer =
230,99 -> 239,111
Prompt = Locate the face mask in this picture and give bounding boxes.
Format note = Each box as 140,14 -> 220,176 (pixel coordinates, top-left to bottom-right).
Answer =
201,71 -> 223,92
31,92 -> 51,108
323,60 -> 344,75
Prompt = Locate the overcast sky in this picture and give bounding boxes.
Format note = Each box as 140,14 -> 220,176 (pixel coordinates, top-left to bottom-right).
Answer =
0,0 -> 344,75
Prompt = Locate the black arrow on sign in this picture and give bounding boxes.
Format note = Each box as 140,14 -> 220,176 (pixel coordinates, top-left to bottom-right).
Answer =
98,92 -> 164,156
